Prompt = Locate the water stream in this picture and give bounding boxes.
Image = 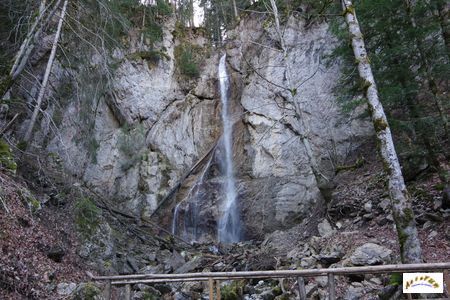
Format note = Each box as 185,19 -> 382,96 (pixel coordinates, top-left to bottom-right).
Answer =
171,153 -> 213,240
217,54 -> 241,243
171,54 -> 241,243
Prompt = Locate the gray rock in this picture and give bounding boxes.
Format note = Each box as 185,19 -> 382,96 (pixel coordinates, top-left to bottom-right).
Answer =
164,250 -> 185,271
429,231 -> 438,239
345,285 -> 364,300
379,198 -> 390,211
175,256 -> 202,274
72,283 -> 102,300
56,282 -> 76,295
305,283 -> 318,297
318,251 -> 343,265
300,257 -> 317,268
364,201 -> 373,213
350,243 -> 392,266
126,256 -> 140,273
317,219 -> 334,237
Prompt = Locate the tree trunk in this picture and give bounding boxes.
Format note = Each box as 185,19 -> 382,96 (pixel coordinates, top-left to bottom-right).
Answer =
2,0 -> 62,99
435,0 -> 449,57
342,0 -> 422,263
189,0 -> 195,27
140,0 -> 147,49
23,0 -> 69,143
232,0 -> 239,19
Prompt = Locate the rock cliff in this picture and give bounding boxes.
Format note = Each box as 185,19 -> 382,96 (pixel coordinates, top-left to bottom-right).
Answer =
26,14 -> 372,241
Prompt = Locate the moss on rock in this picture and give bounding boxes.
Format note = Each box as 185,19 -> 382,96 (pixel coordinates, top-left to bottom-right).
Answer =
0,139 -> 17,174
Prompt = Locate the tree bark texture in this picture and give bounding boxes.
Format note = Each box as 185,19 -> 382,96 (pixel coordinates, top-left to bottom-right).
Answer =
342,0 -> 422,263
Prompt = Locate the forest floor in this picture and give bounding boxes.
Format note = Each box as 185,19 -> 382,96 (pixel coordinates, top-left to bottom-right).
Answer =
0,140 -> 449,299
0,170 -> 88,299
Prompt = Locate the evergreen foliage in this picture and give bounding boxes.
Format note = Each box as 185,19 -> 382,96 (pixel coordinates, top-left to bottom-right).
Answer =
331,0 -> 449,177
175,44 -> 200,78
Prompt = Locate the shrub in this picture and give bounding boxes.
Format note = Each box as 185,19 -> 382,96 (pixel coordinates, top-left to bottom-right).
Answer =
175,45 -> 200,78
74,197 -> 100,238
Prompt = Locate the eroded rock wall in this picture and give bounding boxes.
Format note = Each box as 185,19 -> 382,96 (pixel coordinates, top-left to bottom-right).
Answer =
36,14 -> 372,240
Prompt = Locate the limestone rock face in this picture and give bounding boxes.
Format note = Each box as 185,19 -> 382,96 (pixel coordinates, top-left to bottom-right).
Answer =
350,243 -> 392,266
41,14 -> 372,240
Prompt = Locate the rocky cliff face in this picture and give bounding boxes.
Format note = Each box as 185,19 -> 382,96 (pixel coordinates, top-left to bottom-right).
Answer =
31,14 -> 372,241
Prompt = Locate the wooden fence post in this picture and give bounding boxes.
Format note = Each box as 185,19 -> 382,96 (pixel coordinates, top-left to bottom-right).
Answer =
444,270 -> 450,296
208,277 -> 214,299
297,277 -> 306,300
216,280 -> 221,300
125,284 -> 131,300
105,280 -> 111,300
328,273 -> 335,300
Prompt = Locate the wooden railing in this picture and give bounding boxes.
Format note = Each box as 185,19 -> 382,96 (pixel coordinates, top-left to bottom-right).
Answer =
89,262 -> 450,300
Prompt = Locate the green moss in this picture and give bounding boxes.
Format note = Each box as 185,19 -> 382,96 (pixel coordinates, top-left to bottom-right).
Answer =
336,156 -> 365,173
0,75 -> 12,97
435,183 -> 445,191
374,118 -> 388,132
73,282 -> 101,300
0,139 -> 17,174
382,158 -> 392,175
272,285 -> 282,296
342,5 -> 355,16
389,273 -> 402,286
402,207 -> 414,223
397,226 -> 407,260
75,197 -> 100,238
19,188 -> 41,213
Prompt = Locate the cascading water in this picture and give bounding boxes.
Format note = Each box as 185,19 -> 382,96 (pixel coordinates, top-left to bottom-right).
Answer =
171,153 -> 213,240
171,203 -> 181,235
217,54 -> 241,243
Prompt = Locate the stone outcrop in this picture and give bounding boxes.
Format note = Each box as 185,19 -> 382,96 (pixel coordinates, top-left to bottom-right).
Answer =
31,13 -> 372,241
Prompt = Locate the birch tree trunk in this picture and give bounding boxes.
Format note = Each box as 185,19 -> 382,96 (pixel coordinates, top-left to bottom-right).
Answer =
342,0 -> 422,263
1,0 -> 62,99
232,0 -> 239,19
23,0 -> 69,143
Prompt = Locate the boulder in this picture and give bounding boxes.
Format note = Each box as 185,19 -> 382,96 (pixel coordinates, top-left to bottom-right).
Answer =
175,256 -> 202,274
317,219 -> 334,237
72,282 -> 102,300
56,282 -> 76,296
350,243 -> 392,266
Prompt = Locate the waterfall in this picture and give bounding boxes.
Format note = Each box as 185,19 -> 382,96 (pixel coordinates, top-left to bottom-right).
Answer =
171,153 -> 213,240
171,202 -> 181,235
217,54 -> 241,243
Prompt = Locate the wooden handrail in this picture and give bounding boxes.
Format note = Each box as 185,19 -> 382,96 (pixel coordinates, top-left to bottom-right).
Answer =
90,262 -> 450,281
90,262 -> 450,300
